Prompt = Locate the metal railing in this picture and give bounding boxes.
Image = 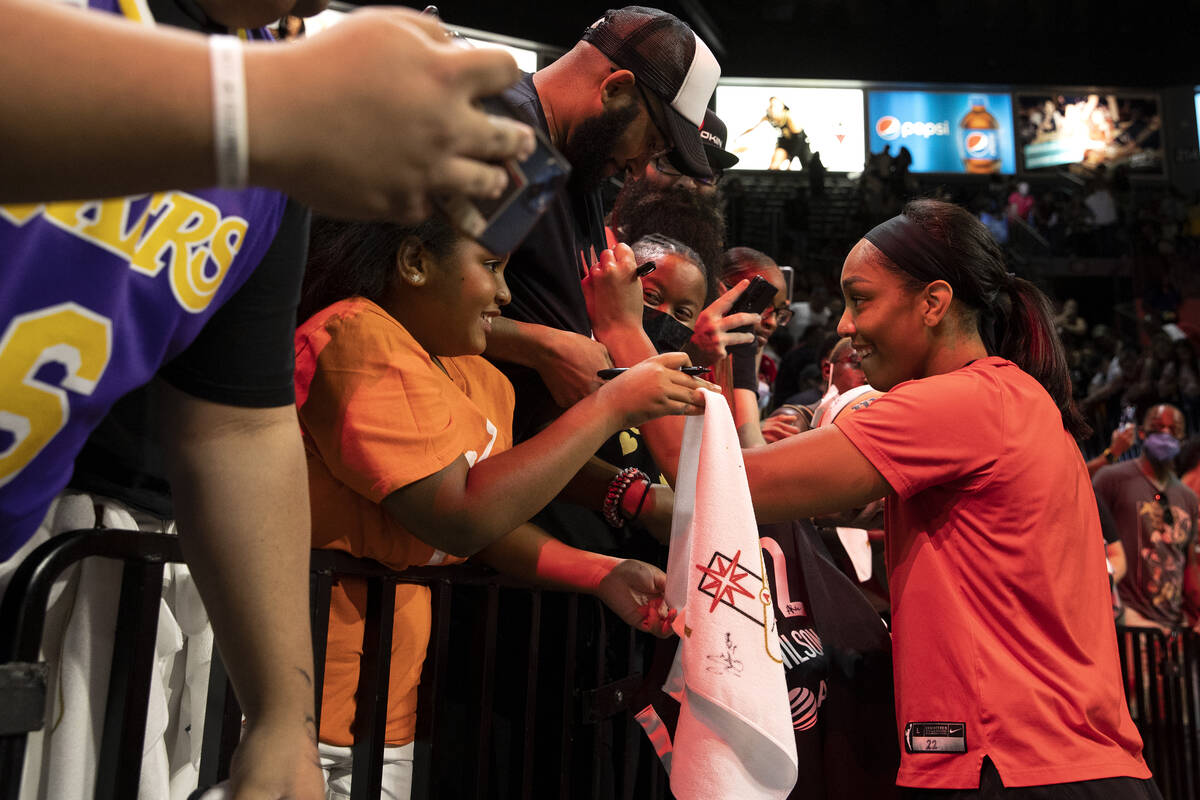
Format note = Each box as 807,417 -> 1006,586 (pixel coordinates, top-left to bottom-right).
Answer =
1,530 -> 1198,798
0,530 -> 668,800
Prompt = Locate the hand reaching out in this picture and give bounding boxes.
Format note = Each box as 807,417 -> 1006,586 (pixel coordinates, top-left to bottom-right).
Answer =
597,352 -> 717,429
595,559 -> 677,638
685,281 -> 760,367
536,329 -> 613,408
583,243 -> 646,340
229,717 -> 325,800
254,7 -> 537,223
1109,424 -> 1135,460
760,414 -> 802,443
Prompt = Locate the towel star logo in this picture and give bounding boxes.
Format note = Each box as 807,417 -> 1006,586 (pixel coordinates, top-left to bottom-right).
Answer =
695,549 -> 763,625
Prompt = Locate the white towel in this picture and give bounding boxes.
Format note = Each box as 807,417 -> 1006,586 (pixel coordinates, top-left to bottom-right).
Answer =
819,385 -> 876,583
656,389 -> 797,799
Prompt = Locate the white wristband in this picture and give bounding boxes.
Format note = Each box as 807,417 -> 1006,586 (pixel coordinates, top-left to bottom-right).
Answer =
208,35 -> 248,189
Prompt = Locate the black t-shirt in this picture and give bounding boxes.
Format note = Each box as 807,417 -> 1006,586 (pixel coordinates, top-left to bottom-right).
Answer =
761,522 -> 833,798
760,521 -> 900,799
490,74 -> 608,441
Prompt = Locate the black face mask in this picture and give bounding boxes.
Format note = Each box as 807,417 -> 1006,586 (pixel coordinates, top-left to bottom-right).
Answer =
642,306 -> 694,353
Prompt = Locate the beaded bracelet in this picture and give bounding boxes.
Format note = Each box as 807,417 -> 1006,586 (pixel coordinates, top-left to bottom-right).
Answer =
603,467 -> 650,528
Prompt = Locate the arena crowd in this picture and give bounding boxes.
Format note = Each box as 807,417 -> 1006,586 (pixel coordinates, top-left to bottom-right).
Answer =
0,2 -> 1189,799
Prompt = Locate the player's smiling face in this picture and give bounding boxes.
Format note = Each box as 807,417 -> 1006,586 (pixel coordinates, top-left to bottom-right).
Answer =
837,239 -> 930,391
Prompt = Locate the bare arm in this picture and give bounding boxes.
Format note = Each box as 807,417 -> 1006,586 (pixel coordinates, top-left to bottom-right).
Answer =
484,317 -> 612,408
1106,540 -> 1127,584
1085,426 -> 1135,478
475,523 -> 673,636
742,425 -> 892,523
382,354 -> 709,557
736,116 -> 769,139
554,456 -> 675,543
733,387 -> 768,448
1,1 -> 534,221
159,385 -> 322,800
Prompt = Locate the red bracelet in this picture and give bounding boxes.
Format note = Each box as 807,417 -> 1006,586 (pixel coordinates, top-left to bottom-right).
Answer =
629,478 -> 652,522
603,467 -> 650,528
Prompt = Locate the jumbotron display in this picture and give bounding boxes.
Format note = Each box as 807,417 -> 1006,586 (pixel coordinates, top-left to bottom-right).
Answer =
1016,93 -> 1162,173
715,84 -> 866,173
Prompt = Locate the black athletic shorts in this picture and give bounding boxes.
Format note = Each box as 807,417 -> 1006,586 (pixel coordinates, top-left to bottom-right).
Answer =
902,758 -> 1162,800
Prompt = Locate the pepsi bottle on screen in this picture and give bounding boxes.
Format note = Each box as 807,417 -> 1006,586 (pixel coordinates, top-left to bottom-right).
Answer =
960,94 -> 1000,174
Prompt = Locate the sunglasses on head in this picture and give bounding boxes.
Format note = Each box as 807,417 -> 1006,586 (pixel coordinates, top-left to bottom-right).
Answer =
1154,491 -> 1175,527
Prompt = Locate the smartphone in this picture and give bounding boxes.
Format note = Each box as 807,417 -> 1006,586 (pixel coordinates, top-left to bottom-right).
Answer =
1119,404 -> 1137,432
727,275 -> 777,317
437,99 -> 570,255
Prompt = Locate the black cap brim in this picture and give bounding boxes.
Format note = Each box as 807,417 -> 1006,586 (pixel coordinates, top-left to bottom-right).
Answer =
706,145 -> 739,170
662,103 -> 713,180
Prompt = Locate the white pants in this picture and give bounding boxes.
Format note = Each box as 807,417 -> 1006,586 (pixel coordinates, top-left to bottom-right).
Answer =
319,742 -> 413,800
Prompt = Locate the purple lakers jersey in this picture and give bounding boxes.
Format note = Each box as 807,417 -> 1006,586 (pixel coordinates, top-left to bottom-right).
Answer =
0,3 -> 288,557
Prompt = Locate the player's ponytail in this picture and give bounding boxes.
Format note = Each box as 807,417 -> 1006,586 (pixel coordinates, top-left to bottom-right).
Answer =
864,199 -> 1089,439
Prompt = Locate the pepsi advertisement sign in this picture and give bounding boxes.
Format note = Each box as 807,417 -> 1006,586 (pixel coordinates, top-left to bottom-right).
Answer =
868,91 -> 1016,174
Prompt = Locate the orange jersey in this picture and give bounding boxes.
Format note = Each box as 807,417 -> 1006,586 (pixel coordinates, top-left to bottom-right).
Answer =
296,298 -> 514,746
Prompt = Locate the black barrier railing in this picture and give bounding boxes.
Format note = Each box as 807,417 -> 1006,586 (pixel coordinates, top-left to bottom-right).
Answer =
2,530 -> 1198,798
1117,626 -> 1200,800
0,531 -> 668,800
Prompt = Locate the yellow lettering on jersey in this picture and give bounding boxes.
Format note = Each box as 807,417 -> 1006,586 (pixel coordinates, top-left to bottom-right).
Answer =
0,203 -> 45,226
116,0 -> 154,25
41,199 -> 94,230
3,192 -> 250,314
77,196 -> 155,263
132,192 -> 219,280
178,215 -> 248,312
28,195 -> 158,267
0,304 -> 112,488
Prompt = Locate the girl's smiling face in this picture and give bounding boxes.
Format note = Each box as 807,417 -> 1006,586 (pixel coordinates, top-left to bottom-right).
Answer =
400,237 -> 510,358
641,253 -> 707,330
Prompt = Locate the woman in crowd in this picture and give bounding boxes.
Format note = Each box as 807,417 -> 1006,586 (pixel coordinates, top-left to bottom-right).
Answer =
586,199 -> 1156,797
719,247 -> 792,441
294,216 -> 711,799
